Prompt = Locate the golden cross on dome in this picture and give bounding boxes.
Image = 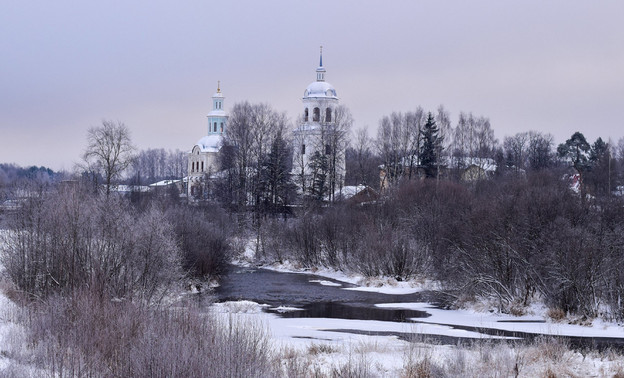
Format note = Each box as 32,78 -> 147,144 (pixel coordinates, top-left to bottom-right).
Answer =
217,80 -> 221,93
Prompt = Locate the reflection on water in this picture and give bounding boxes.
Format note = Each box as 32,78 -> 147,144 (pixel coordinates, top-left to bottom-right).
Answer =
266,301 -> 430,322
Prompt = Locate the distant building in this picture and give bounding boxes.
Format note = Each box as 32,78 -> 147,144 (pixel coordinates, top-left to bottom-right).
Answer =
379,156 -> 498,190
456,157 -> 497,182
187,83 -> 228,198
332,185 -> 378,204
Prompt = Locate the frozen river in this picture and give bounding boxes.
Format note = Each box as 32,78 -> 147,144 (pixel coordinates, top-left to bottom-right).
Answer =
206,266 -> 624,351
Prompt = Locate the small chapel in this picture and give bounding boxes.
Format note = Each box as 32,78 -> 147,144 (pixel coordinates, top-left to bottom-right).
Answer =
187,82 -> 227,198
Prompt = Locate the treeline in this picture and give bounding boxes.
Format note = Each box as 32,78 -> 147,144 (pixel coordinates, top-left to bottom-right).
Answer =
0,163 -> 59,187
126,148 -> 187,185
257,171 -> 624,320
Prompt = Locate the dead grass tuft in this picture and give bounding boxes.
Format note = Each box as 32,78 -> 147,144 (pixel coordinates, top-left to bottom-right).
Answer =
308,343 -> 338,355
547,307 -> 566,322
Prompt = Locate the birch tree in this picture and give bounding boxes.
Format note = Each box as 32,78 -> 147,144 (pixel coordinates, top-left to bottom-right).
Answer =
83,120 -> 135,196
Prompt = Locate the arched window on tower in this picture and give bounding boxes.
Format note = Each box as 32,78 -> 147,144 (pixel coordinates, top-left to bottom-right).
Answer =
325,108 -> 332,122
220,122 -> 224,132
313,107 -> 320,122
214,122 -> 217,132
304,108 -> 309,122
201,161 -> 204,171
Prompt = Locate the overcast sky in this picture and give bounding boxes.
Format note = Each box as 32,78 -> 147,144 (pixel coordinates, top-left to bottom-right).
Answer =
1,1 -> 623,170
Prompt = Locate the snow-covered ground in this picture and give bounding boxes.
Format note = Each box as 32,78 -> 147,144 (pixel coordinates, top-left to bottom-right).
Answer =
213,299 -> 624,376
0,232 -> 44,375
377,302 -> 624,339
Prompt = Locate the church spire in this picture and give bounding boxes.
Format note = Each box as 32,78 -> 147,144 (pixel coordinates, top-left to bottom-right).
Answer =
316,46 -> 326,82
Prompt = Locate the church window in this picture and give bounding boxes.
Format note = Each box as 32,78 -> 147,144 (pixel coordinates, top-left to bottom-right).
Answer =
325,108 -> 332,122
214,122 -> 217,132
325,144 -> 331,155
304,108 -> 309,122
192,162 -> 195,172
201,161 -> 204,171
313,107 -> 320,122
220,122 -> 224,132
301,144 -> 306,155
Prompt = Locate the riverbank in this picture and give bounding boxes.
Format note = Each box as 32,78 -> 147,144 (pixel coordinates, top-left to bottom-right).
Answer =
231,241 -> 624,346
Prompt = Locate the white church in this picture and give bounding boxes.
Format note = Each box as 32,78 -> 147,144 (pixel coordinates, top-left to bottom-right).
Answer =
187,50 -> 345,200
187,83 -> 227,198
292,49 -> 346,198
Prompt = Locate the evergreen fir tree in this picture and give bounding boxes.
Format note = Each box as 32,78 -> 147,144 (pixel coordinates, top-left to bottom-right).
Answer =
420,113 -> 443,179
309,151 -> 328,201
258,132 -> 295,214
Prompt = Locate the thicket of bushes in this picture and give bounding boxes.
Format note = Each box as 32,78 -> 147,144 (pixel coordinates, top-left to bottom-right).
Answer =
260,172 -> 624,320
23,292 -> 274,377
1,185 -> 233,301
0,184 -> 263,376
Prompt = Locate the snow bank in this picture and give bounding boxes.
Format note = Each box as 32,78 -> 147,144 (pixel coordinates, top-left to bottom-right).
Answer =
376,302 -> 624,339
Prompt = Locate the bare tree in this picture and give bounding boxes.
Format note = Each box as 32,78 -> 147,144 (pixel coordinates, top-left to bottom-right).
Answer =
346,127 -> 379,187
376,109 -> 425,187
526,131 -> 554,171
323,104 -> 352,201
504,132 -> 530,172
221,102 -> 289,209
616,137 -> 624,184
83,120 -> 135,196
450,112 -> 498,177
435,105 -> 453,179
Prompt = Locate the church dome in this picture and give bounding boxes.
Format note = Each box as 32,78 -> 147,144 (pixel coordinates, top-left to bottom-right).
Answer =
304,81 -> 338,99
196,134 -> 222,153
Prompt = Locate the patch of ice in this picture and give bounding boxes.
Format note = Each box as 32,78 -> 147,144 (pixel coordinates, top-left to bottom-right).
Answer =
271,306 -> 304,313
343,286 -> 421,295
309,279 -> 342,287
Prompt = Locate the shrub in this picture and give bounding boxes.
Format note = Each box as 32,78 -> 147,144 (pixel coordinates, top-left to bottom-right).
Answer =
0,187 -> 182,302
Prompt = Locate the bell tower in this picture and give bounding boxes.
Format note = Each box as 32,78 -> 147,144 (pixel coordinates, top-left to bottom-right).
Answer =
207,81 -> 227,135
